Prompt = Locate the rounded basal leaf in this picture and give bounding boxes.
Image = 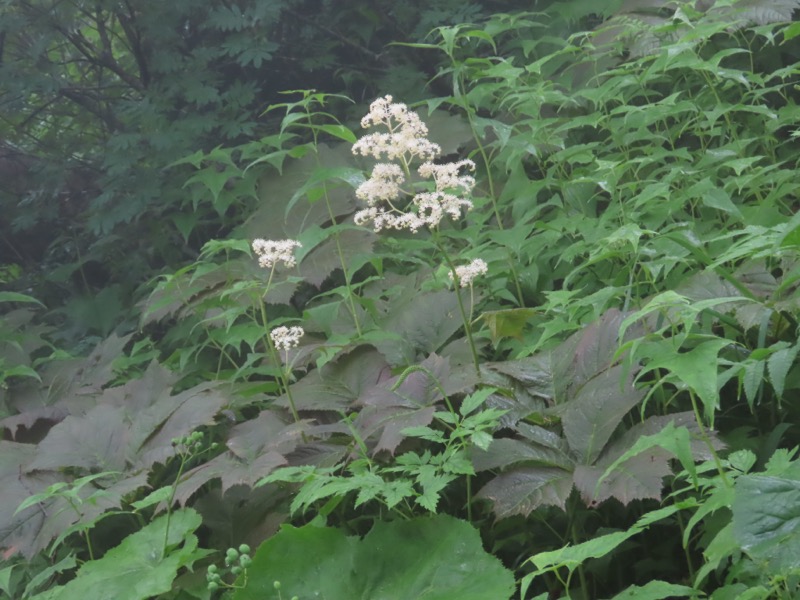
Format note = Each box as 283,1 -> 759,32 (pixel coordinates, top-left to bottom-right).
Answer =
28,509 -> 206,600
233,515 -> 515,600
733,474 -> 800,572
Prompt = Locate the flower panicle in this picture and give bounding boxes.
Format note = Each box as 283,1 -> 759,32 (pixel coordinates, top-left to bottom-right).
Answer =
252,239 -> 302,269
351,95 -> 475,233
449,258 -> 488,288
270,326 -> 304,351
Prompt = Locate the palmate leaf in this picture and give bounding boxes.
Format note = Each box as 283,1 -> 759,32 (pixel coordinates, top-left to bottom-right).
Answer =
552,307 -> 637,400
559,363 -> 644,465
233,515 -> 515,600
472,437 -> 572,472
298,226 -> 376,287
242,143 -> 357,242
28,362 -> 229,472
276,345 -> 392,412
1,361 -> 230,555
588,412 -> 717,501
2,456 -> 148,559
481,353 -> 553,427
476,467 -> 574,516
0,441 -> 63,558
141,254 -> 298,326
473,308 -> 727,517
355,354 -> 466,455
171,410 -> 304,505
373,287 -> 468,367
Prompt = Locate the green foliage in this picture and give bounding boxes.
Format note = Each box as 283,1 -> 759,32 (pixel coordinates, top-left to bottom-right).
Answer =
4,1 -> 800,599
27,509 -> 208,600
232,515 -> 515,600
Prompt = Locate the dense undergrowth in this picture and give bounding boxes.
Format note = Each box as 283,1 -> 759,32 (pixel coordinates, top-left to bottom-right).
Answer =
3,2 -> 800,599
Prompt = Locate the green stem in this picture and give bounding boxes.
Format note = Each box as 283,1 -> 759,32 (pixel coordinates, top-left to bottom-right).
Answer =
675,505 -> 696,582
306,108 -> 363,336
465,471 -> 473,523
66,498 -> 95,561
281,350 -> 304,434
688,390 -> 731,488
433,233 -> 481,378
162,451 -> 189,558
317,165 -> 363,337
258,297 -> 304,432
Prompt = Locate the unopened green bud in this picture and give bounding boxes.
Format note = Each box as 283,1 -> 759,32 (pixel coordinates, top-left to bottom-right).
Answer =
238,544 -> 251,554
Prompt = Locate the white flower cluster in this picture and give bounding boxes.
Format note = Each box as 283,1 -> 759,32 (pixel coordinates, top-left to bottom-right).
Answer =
252,239 -> 302,269
352,95 -> 475,233
353,96 -> 441,161
449,258 -> 488,288
270,326 -> 304,351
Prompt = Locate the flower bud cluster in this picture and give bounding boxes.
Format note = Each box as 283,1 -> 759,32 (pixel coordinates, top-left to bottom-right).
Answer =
352,95 -> 475,233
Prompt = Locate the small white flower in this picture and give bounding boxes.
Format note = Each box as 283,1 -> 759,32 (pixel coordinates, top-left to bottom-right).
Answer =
418,160 -> 476,193
252,239 -> 302,269
270,326 -> 304,351
355,163 -> 405,204
449,259 -> 488,288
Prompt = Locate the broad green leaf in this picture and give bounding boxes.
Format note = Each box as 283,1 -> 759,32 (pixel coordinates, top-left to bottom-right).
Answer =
607,580 -> 699,599
481,308 -> 537,342
318,123 -> 357,143
29,509 -> 206,600
639,339 -> 729,427
130,487 -> 173,511
767,344 -> 799,399
687,177 -> 742,219
0,364 -> 40,382
0,292 -> 45,307
732,473 -> 800,572
0,565 -> 14,596
21,553 -> 76,599
528,529 -> 639,574
694,522 -> 738,588
233,515 -> 514,600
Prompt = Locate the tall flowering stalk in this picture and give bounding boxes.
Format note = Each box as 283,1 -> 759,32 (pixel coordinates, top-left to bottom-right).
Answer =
269,91 -> 364,336
251,239 -> 304,427
351,96 -> 483,376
